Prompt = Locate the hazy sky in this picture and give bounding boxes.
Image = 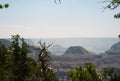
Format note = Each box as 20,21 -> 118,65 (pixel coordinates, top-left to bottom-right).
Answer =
0,0 -> 120,38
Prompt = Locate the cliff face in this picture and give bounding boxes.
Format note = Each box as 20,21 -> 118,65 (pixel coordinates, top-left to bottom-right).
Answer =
105,42 -> 120,54
64,46 -> 89,55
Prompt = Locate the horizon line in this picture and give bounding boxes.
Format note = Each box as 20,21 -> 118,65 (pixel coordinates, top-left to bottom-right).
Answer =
0,37 -> 119,39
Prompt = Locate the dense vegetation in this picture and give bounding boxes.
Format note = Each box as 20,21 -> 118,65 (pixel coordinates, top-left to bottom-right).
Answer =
67,63 -> 120,81
0,35 -> 58,81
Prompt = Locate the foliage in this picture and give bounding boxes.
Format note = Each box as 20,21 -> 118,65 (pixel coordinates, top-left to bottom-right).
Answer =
68,63 -> 120,81
118,34 -> 120,38
67,63 -> 103,81
104,0 -> 120,18
103,68 -> 120,81
0,4 -> 9,9
0,42 -> 9,81
9,34 -> 34,81
0,34 -> 59,81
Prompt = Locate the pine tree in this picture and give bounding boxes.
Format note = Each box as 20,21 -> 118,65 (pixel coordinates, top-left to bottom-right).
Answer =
0,42 -> 8,81
10,34 -> 33,81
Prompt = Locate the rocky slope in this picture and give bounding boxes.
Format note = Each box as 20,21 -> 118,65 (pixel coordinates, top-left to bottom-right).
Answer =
64,46 -> 90,55
105,42 -> 120,55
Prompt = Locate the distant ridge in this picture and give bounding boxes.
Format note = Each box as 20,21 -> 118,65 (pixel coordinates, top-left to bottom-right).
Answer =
64,46 -> 89,55
0,39 -> 11,48
8,39 -> 34,46
0,38 -> 34,48
31,38 -> 119,53
105,42 -> 120,54
49,44 -> 67,55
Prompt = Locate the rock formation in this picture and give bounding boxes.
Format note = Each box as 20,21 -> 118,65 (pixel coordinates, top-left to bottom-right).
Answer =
105,42 -> 120,55
64,46 -> 89,55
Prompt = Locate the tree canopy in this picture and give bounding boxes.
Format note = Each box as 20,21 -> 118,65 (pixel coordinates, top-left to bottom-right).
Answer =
67,63 -> 120,81
67,63 -> 103,81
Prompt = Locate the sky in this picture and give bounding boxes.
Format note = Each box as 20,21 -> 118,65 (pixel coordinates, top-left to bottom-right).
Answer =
0,0 -> 120,38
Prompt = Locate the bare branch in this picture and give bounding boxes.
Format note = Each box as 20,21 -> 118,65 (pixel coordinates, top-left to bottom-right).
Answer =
102,1 -> 112,3
54,0 -> 57,4
54,0 -> 61,4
